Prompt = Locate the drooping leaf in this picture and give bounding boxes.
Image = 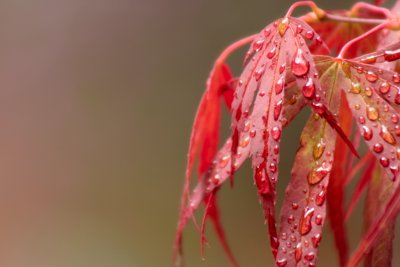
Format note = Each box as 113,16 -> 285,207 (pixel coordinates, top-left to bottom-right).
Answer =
275,57 -> 345,267
363,168 -> 396,267
326,95 -> 352,266
230,16 -> 333,258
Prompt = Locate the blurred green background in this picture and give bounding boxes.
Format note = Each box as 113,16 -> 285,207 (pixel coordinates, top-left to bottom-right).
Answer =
0,0 -> 398,266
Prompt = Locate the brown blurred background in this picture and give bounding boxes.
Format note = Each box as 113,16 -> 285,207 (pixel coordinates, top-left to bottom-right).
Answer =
0,0 -> 397,266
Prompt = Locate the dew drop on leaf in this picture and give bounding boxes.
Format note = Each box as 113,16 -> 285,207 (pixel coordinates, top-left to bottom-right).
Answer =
373,143 -> 384,153
299,208 -> 315,235
313,139 -> 326,160
362,126 -> 373,140
365,71 -> 378,82
276,258 -> 287,266
379,82 -> 390,94
380,125 -> 396,145
380,156 -> 389,167
295,243 -> 302,262
292,48 -> 309,77
366,106 -> 379,121
271,127 -> 281,141
302,78 -> 316,99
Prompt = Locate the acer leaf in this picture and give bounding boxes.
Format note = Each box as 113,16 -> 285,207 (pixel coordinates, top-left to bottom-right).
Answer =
326,95 -> 352,266
275,57 -> 345,267
364,169 -> 396,267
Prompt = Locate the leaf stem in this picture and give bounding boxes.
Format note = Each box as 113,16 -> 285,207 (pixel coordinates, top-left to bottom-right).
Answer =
215,34 -> 257,66
322,13 -> 389,25
337,22 -> 390,59
285,1 -> 325,18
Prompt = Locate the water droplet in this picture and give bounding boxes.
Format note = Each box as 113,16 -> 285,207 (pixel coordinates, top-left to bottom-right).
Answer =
373,143 -> 384,153
304,252 -> 315,261
264,28 -> 271,37
278,18 -> 289,36
302,78 -> 316,99
354,104 -> 360,110
212,173 -> 220,185
365,86 -> 373,97
350,82 -> 361,94
259,90 -> 265,97
244,121 -> 251,132
292,49 -> 310,77
392,114 -> 399,123
277,65 -> 285,76
219,155 -> 230,168
380,156 -> 389,167
292,202 -> 299,210
297,24 -> 303,34
315,214 -> 323,225
274,145 -> 280,154
299,208 -> 315,235
270,163 -> 277,173
287,214 -> 294,224
312,234 -> 322,248
250,129 -> 256,138
366,106 -> 379,121
379,82 -> 391,94
254,66 -> 265,81
380,125 -> 396,145
395,92 -> 400,105
275,76 -> 284,94
305,31 -> 314,40
267,46 -> 276,59
393,73 -> 400,84
359,116 -> 366,124
274,100 -> 283,121
365,71 -> 378,82
253,39 -> 265,52
362,126 -> 373,140
390,165 -> 398,175
240,135 -> 250,148
315,189 -> 326,206
308,167 -> 329,185
271,127 -> 281,141
276,258 -> 287,266
295,243 -> 302,262
281,232 -> 287,240
313,139 -> 326,160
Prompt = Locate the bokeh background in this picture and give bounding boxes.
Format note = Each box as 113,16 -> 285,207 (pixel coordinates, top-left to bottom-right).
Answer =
0,0 -> 398,266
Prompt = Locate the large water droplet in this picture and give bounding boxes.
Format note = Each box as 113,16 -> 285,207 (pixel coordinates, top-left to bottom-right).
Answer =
275,76 -> 284,94
292,49 -> 310,77
365,86 -> 373,97
350,82 -> 361,94
362,126 -> 373,140
254,66 -> 265,81
305,31 -> 314,40
267,46 -> 276,59
276,258 -> 287,266
240,135 -> 250,148
219,155 -> 230,168
315,189 -> 326,206
379,82 -> 391,94
253,39 -> 265,52
271,127 -> 281,141
312,234 -> 322,248
313,139 -> 326,160
278,18 -> 289,36
380,157 -> 389,167
365,71 -> 378,82
380,125 -> 396,145
373,143 -> 384,153
304,252 -> 315,261
366,106 -> 379,121
315,214 -> 323,225
299,208 -> 315,235
302,78 -> 316,99
274,100 -> 283,121
295,243 -> 302,262
308,167 -> 329,185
